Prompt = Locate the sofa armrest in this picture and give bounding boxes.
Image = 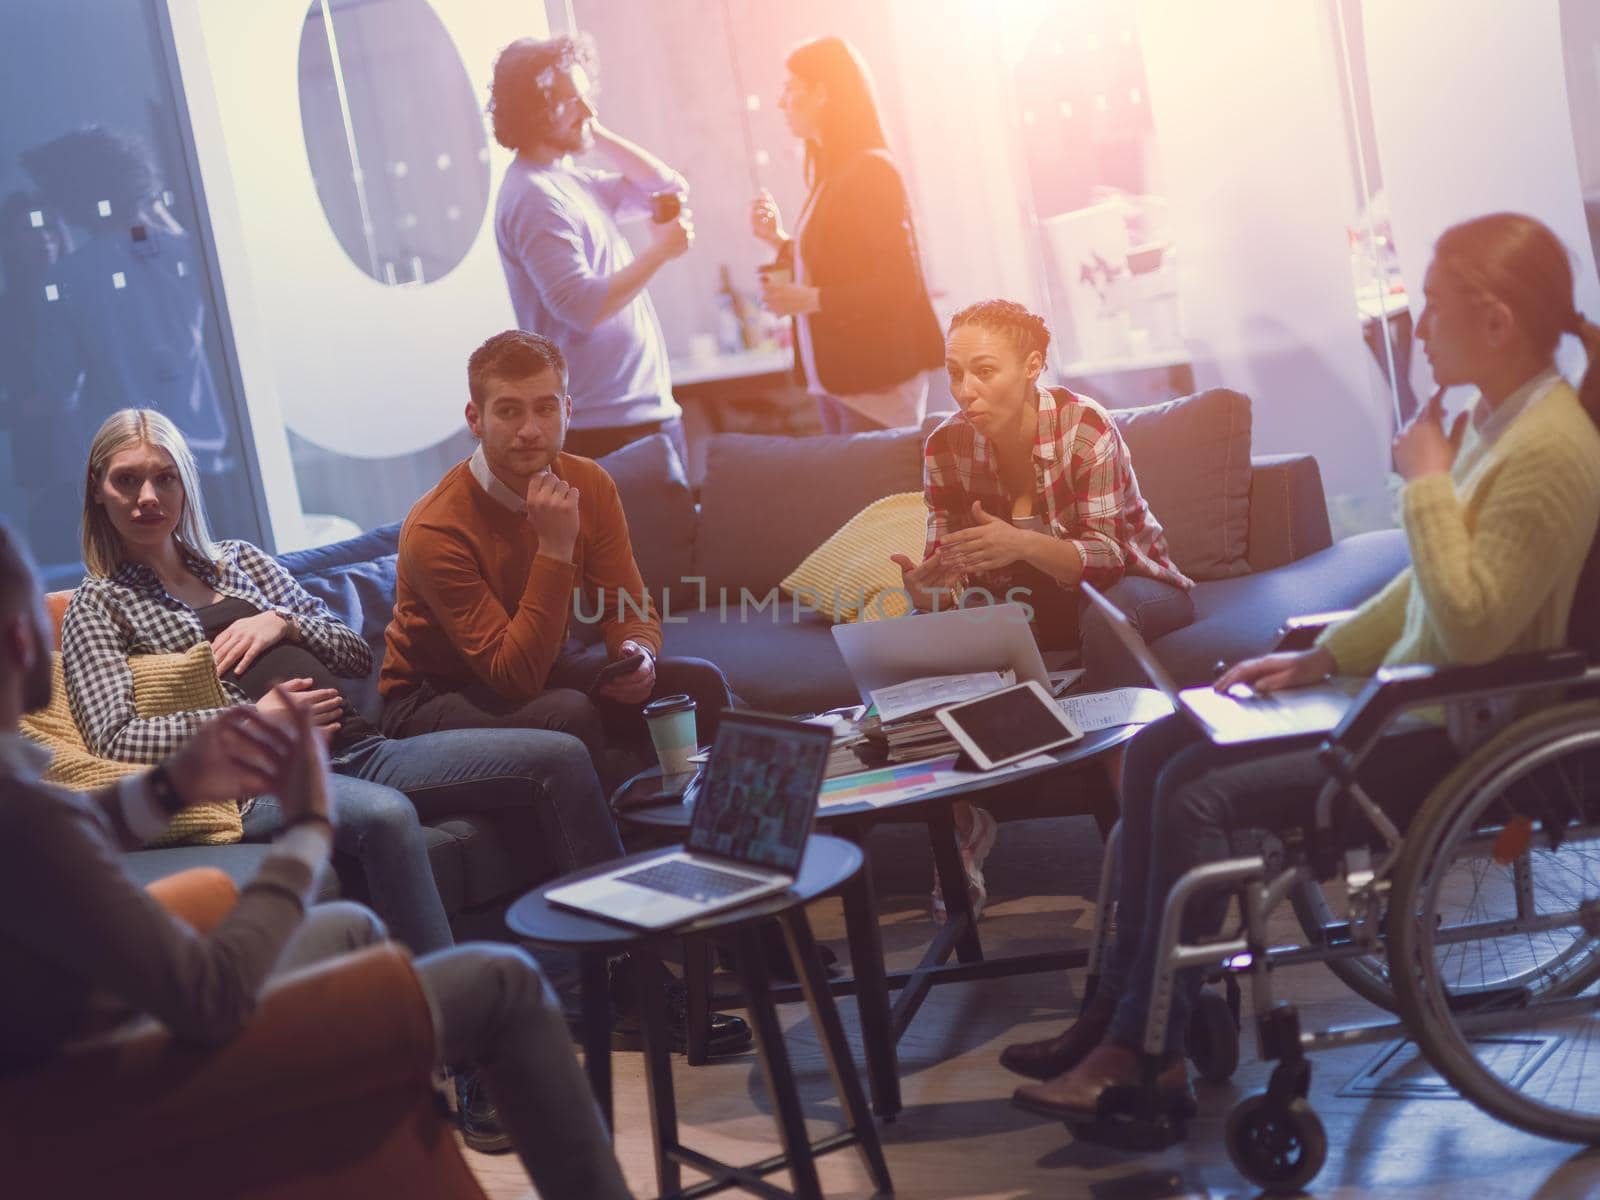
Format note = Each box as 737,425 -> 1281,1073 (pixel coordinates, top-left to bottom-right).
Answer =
5,943 -> 451,1192
1246,454 -> 1333,573
146,867 -> 239,933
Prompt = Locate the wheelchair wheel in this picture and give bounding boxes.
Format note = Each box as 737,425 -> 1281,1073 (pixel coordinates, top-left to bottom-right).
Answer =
1224,1094 -> 1327,1193
1391,705 -> 1600,1142
1188,987 -> 1240,1083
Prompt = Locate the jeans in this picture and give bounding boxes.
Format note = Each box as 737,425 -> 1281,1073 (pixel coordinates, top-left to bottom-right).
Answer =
275,904 -> 632,1200
243,728 -> 621,956
384,652 -> 735,795
1101,713 -> 1459,1054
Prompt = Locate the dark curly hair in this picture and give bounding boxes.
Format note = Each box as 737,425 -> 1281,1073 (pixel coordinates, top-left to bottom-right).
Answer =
20,126 -> 162,229
947,299 -> 1052,361
488,34 -> 598,154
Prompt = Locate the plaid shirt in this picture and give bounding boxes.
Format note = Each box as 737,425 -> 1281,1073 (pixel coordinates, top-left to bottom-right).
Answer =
62,540 -> 372,764
923,385 -> 1192,593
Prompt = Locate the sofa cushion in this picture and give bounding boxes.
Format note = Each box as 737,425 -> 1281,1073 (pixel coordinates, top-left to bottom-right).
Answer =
694,428 -> 926,598
594,433 -> 697,604
1109,388 -> 1253,582
124,841 -> 338,902
780,493 -> 926,623
285,552 -> 397,726
1084,529 -> 1411,688
660,609 -> 860,714
277,522 -> 401,575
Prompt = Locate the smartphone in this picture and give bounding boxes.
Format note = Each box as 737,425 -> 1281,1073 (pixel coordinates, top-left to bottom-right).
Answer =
588,652 -> 646,696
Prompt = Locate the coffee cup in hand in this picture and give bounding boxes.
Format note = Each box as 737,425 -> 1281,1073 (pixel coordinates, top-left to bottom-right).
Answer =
651,191 -> 683,224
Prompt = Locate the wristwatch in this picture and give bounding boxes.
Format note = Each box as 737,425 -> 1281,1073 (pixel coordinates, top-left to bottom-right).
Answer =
147,763 -> 186,817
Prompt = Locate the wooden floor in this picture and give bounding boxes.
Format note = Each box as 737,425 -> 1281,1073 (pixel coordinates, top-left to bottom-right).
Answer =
463,816 -> 1600,1199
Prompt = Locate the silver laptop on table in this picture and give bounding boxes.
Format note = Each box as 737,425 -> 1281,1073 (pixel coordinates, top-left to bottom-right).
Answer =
831,601 -> 1050,702
546,712 -> 832,930
1080,583 -> 1362,745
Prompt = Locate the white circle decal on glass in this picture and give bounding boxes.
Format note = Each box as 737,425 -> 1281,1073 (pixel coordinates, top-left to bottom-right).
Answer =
298,0 -> 488,287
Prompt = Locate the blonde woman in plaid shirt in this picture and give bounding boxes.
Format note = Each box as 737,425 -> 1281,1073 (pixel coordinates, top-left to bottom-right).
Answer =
892,299 -> 1191,924
61,409 -> 630,1150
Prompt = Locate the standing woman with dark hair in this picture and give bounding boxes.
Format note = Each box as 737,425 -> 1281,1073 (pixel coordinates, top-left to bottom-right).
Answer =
750,35 -> 944,433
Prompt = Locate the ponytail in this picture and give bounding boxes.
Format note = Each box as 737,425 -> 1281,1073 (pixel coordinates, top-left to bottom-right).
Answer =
1571,312 -> 1600,431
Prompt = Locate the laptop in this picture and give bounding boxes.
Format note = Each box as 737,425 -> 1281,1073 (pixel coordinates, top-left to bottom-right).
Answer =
1079,582 -> 1364,745
545,712 -> 832,930
831,601 -> 1050,704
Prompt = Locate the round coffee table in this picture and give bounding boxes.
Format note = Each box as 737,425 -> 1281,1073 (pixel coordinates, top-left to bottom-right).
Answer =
610,723 -> 1143,1105
507,835 -> 891,1200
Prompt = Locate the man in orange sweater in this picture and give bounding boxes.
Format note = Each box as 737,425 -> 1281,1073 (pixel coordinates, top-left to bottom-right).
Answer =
380,329 -> 732,780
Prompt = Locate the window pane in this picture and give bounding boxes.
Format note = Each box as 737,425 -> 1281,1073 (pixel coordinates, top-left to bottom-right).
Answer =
0,0 -> 262,588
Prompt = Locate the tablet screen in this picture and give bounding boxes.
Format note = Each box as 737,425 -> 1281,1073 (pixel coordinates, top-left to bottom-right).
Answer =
940,683 -> 1081,767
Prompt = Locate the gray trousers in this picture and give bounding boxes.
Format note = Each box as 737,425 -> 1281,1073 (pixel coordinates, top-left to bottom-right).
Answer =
276,902 -> 632,1200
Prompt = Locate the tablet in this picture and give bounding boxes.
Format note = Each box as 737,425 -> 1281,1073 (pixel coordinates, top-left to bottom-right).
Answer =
935,680 -> 1084,770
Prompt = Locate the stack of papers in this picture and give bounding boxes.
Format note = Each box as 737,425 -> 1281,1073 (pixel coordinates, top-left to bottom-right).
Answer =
1057,687 -> 1175,731
803,706 -> 878,778
867,671 -> 1011,724
859,671 -> 1015,763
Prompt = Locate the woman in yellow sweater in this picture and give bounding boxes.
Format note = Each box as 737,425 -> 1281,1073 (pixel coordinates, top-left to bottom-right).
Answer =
1003,212 -> 1600,1121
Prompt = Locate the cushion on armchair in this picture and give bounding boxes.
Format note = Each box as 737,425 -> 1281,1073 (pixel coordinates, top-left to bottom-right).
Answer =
1108,387 -> 1253,582
20,647 -> 243,846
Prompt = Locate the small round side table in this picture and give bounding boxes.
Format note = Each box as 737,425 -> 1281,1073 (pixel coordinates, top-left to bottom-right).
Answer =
507,835 -> 892,1200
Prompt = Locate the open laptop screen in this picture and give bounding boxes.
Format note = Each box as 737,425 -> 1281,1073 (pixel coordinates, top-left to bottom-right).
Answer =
687,715 -> 832,874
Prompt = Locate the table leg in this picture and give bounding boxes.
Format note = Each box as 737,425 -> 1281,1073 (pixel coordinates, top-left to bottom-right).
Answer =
779,910 -> 894,1193
928,804 -> 984,963
634,949 -> 682,1197
838,860 -> 901,1119
579,950 -> 613,1130
737,924 -> 824,1200
684,936 -> 713,1066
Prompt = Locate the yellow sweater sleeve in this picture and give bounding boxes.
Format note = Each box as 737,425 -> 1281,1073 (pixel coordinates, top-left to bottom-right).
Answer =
1400,440 -> 1600,663
1316,566 -> 1411,675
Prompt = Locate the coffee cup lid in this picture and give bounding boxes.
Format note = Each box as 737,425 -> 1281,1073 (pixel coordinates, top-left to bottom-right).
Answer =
643,694 -> 696,717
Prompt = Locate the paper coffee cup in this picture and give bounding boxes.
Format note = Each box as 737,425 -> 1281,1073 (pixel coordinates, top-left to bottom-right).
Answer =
643,694 -> 698,777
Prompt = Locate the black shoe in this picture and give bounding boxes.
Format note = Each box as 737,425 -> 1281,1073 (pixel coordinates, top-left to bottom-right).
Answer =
609,957 -> 754,1056
454,1072 -> 513,1155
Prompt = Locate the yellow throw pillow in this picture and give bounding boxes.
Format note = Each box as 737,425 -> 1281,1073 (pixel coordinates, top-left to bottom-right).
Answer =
780,493 -> 928,624
19,657 -> 144,792
19,645 -> 243,847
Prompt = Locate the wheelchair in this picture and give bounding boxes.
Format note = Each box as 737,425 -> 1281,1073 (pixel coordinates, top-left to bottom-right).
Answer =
1067,586 -> 1600,1193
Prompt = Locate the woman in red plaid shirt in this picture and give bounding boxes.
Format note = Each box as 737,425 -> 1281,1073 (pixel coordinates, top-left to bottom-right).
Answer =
891,299 -> 1190,922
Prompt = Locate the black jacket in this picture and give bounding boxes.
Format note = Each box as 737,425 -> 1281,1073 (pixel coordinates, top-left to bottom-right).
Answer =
776,148 -> 944,396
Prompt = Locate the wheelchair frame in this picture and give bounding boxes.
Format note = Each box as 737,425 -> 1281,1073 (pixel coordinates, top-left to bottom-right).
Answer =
1080,647 -> 1600,1192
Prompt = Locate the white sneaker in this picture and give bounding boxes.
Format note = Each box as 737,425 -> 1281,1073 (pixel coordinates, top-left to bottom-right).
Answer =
931,805 -> 998,924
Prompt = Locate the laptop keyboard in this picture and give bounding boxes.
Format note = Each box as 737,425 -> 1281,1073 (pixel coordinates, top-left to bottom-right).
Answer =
618,860 -> 761,901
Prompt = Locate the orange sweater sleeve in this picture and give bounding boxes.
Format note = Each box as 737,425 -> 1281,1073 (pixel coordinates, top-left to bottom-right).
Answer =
402,517 -> 577,700
581,465 -> 663,660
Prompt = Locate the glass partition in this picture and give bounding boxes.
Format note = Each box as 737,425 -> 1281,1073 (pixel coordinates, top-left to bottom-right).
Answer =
0,0 -> 262,587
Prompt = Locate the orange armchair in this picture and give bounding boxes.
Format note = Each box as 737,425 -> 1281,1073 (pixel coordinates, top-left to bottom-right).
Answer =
0,869 -> 489,1200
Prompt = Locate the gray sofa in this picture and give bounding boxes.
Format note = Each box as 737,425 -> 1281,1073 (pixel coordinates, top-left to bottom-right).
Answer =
125,386 -> 1409,927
